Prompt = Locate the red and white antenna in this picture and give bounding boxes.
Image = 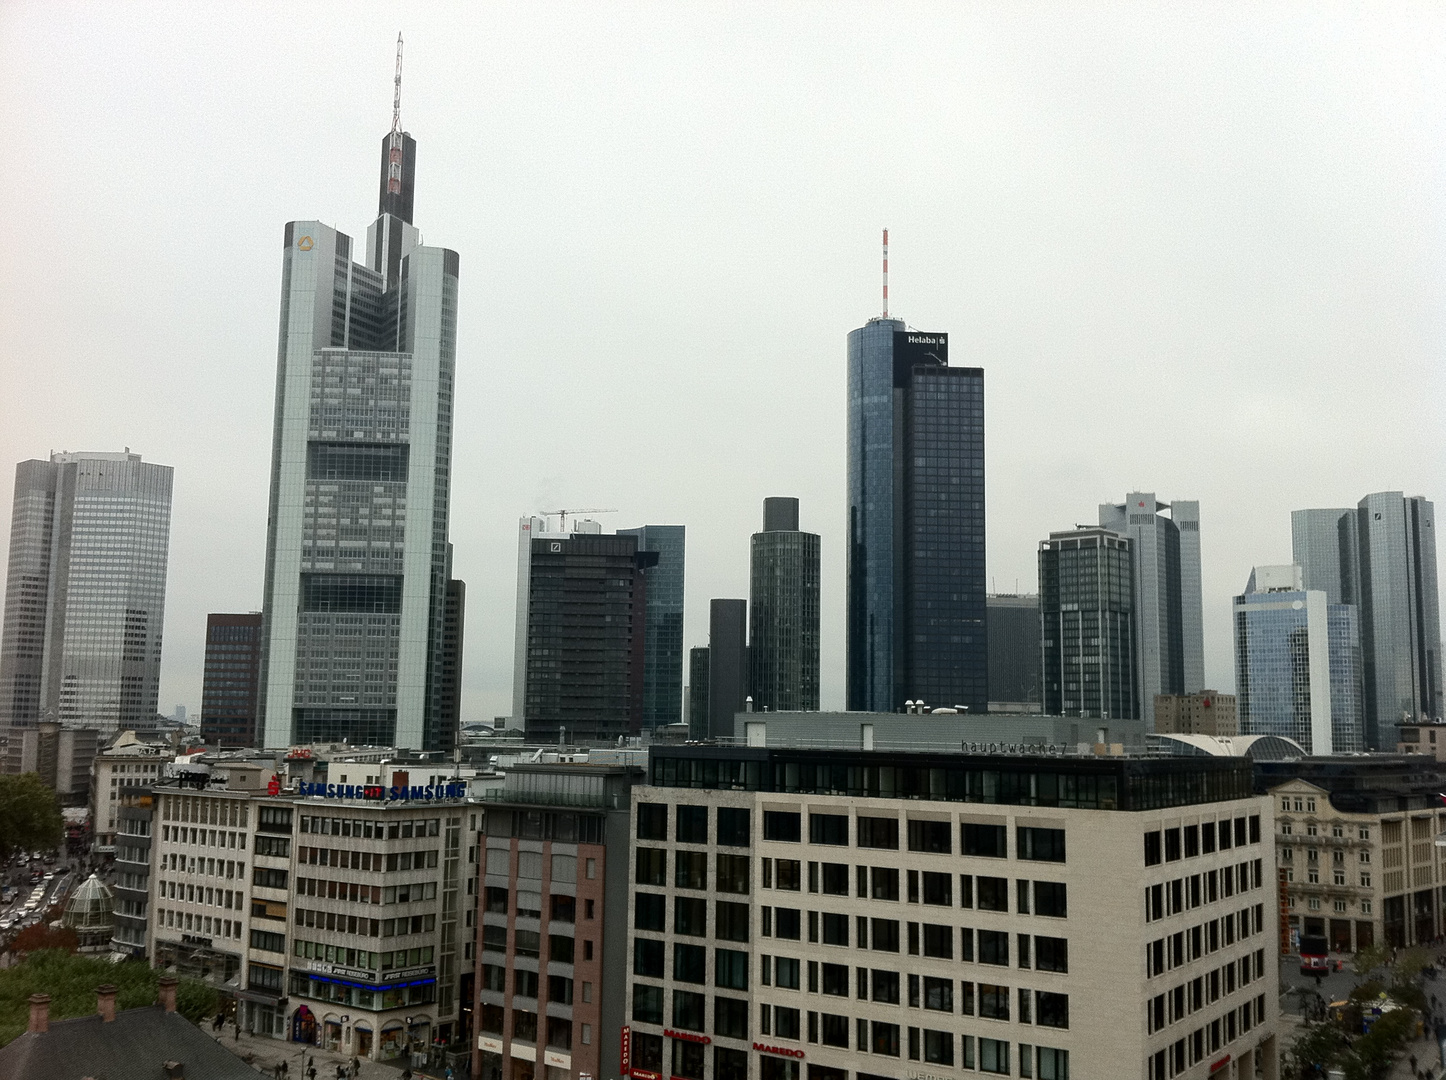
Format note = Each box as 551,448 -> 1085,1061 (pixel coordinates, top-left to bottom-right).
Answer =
387,33 -> 404,195
882,227 -> 889,318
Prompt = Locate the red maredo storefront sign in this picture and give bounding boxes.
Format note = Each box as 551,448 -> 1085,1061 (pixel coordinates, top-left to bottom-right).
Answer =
753,1043 -> 805,1059
665,1030 -> 711,1045
1209,1055 -> 1231,1074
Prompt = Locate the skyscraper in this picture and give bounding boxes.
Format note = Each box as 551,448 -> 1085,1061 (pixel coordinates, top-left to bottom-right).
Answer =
1038,527 -> 1136,719
748,498 -> 821,712
1291,508 -> 1357,606
707,599 -> 748,739
846,320 -> 986,713
200,613 -> 262,748
0,452 -> 173,744
688,646 -> 710,738
986,593 -> 1041,707
1233,564 -> 1364,754
1098,493 -> 1204,716
618,525 -> 686,728
521,532 -> 655,743
1292,493 -> 1441,747
257,82 -> 461,751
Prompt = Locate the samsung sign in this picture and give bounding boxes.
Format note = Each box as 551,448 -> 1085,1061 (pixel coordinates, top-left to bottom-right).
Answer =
296,781 -> 467,802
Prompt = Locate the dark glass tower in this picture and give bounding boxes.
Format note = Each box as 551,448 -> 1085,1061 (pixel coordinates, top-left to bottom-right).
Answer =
749,498 -> 821,712
618,525 -> 686,728
707,599 -> 748,739
1039,527 -> 1136,719
847,321 -> 986,712
200,613 -> 262,747
522,533 -> 656,743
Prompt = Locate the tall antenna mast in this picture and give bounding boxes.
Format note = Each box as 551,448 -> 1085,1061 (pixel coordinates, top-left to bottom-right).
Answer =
882,228 -> 889,318
387,33 -> 404,196
392,33 -> 404,136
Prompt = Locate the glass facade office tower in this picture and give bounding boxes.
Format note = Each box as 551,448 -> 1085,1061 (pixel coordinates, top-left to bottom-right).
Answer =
200,613 -> 262,747
1292,493 -> 1441,747
618,525 -> 686,728
1098,493 -> 1204,721
748,498 -> 821,712
522,533 -> 656,743
986,593 -> 1041,706
1233,565 -> 1363,755
846,322 -> 986,712
257,115 -> 461,751
687,646 -> 710,739
1039,527 -> 1136,719
1292,508 -> 1358,606
0,452 -> 172,742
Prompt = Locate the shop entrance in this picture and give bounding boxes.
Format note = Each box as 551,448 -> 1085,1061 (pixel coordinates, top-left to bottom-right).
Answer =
356,1026 -> 373,1059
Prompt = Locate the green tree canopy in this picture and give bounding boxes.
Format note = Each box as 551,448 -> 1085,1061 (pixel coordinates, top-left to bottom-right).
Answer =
0,950 -> 217,1047
0,772 -> 63,860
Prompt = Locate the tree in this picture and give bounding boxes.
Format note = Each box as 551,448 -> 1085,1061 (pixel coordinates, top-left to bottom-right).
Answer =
0,950 -> 220,1046
8,923 -> 78,955
0,772 -> 63,860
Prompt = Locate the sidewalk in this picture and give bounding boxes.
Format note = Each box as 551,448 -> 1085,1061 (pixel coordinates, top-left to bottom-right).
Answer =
202,1024 -> 444,1079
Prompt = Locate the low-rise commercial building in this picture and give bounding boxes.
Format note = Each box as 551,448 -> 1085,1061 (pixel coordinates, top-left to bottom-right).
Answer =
473,764 -> 640,1080
147,768 -> 479,1065
1154,694 -> 1238,738
626,745 -> 1278,1080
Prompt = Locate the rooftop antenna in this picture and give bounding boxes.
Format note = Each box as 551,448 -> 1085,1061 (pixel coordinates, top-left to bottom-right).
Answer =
387,33 -> 405,197
882,228 -> 889,318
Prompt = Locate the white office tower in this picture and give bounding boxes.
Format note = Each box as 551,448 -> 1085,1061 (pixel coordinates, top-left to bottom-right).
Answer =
1099,494 -> 1205,720
0,452 -> 173,743
1233,565 -> 1364,754
258,73 -> 460,752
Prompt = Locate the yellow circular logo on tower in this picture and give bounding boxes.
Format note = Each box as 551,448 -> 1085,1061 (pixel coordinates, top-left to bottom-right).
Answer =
298,235 -> 314,251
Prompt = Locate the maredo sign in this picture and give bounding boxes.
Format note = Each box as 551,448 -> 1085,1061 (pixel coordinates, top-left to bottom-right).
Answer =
753,1043 -> 805,1059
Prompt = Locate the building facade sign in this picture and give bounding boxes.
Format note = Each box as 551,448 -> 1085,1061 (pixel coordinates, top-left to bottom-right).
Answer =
296,781 -> 466,802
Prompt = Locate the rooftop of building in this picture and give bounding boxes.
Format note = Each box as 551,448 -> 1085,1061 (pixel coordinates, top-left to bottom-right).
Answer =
0,997 -> 254,1080
1256,754 -> 1446,815
645,743 -> 1256,812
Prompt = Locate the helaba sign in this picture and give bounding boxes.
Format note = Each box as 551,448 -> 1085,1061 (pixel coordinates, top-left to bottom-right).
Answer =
296,781 -> 467,802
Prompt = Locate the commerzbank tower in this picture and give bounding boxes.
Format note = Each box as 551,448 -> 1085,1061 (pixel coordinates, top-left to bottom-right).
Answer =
257,41 -> 464,752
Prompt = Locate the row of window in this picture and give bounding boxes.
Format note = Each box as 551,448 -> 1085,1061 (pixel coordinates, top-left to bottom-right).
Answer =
1144,817 -> 1260,866
481,887 -> 593,922
296,845 -> 437,871
628,1033 -> 1069,1080
156,908 -> 239,938
162,825 -> 248,850
294,875 -> 435,904
480,926 -> 583,962
292,907 -> 436,938
161,854 -> 246,879
1144,860 -> 1264,921
478,965 -> 594,1006
1147,949 -> 1267,1033
1146,905 -> 1265,977
291,939 -> 432,971
1149,997 -> 1267,1079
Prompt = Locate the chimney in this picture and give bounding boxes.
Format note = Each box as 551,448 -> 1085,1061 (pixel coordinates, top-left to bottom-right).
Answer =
96,983 -> 118,1022
157,976 -> 178,1013
163,1061 -> 185,1079
28,993 -> 50,1034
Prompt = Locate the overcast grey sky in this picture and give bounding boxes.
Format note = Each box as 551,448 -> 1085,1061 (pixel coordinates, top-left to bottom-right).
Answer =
1,2 -> 1442,725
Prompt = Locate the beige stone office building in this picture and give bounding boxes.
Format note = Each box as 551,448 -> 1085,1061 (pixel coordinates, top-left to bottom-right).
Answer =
625,746 -> 1278,1080
1154,694 -> 1238,737
1270,775 -> 1446,952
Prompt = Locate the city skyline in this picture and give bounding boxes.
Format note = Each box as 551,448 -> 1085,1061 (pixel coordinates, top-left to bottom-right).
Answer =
2,6 -> 1442,726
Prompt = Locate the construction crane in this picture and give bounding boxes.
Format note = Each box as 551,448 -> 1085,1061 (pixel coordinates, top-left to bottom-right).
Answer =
539,508 -> 618,532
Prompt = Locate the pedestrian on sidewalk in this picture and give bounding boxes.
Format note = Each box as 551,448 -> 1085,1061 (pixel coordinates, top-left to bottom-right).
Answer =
351,1056 -> 360,1078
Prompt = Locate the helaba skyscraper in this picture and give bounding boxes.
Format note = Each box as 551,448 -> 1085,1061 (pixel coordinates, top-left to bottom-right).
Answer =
258,40 -> 462,751
846,232 -> 987,713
